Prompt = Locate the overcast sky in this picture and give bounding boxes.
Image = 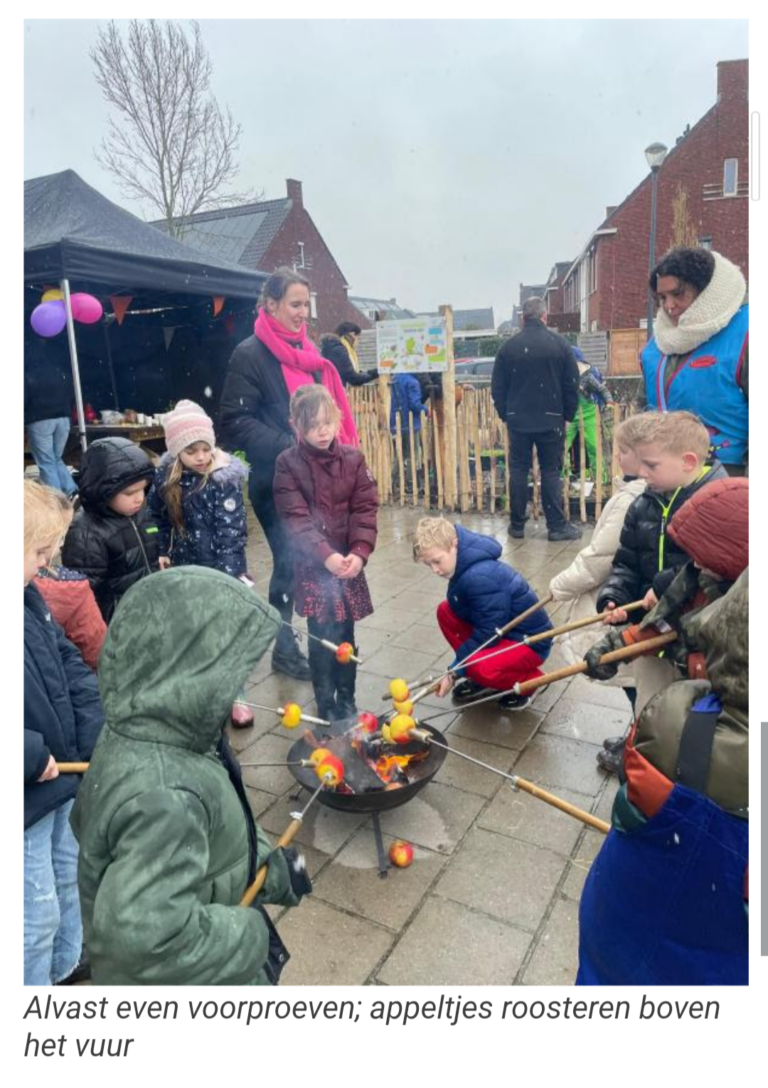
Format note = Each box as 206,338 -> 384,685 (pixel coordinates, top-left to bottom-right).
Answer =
24,18 -> 748,326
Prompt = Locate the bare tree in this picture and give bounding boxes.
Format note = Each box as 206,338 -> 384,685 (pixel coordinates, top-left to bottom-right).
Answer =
91,20 -> 255,236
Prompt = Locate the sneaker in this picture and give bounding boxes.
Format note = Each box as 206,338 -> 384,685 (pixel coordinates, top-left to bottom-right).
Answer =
596,744 -> 624,775
547,523 -> 582,542
497,690 -> 538,712
452,678 -> 486,703
508,524 -> 525,539
602,734 -> 627,753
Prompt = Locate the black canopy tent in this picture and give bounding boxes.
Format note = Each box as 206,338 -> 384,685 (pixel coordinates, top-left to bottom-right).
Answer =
25,170 -> 266,448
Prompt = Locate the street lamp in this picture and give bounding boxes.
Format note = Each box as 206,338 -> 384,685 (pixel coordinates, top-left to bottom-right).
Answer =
645,141 -> 668,341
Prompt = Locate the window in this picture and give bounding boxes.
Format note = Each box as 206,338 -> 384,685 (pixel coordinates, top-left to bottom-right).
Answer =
723,159 -> 738,196
297,241 -> 306,267
310,292 -> 318,320
698,235 -> 713,250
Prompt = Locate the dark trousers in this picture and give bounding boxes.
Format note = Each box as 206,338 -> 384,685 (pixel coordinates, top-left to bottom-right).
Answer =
307,616 -> 357,717
508,426 -> 568,531
250,488 -> 295,621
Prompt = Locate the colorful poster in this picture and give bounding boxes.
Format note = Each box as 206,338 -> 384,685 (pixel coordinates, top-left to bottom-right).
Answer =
376,316 -> 448,373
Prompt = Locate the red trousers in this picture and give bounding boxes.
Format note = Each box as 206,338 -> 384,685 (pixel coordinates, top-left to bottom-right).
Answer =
436,601 -> 545,691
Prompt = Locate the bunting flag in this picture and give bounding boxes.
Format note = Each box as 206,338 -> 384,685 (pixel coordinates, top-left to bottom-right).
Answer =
212,296 -> 225,317
109,295 -> 133,326
163,327 -> 177,351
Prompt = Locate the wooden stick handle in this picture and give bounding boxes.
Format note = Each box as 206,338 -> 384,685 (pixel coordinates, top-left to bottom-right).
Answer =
516,631 -> 677,694
56,762 -> 89,773
498,593 -> 554,636
525,599 -> 647,645
514,776 -> 610,834
239,818 -> 303,907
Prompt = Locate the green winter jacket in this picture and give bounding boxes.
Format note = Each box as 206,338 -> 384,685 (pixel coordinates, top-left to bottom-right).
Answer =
70,566 -> 298,985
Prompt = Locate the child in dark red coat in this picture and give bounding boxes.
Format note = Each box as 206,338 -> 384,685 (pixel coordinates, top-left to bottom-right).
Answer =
273,386 -> 378,721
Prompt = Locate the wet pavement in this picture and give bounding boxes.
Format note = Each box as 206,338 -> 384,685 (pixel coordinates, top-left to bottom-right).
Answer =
229,505 -> 625,986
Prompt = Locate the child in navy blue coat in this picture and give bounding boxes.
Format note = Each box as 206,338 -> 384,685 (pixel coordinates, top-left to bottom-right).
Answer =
414,517 -> 553,710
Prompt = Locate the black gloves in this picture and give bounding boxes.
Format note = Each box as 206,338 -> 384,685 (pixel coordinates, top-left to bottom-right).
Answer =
365,368 -> 380,382
583,628 -> 625,681
281,846 -> 313,899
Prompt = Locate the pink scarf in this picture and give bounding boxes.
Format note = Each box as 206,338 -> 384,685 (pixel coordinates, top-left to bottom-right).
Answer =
254,309 -> 359,446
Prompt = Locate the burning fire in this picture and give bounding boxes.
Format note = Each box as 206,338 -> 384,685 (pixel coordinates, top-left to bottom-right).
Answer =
301,718 -> 429,794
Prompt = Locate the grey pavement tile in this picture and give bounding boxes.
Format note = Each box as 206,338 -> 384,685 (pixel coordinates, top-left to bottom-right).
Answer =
278,899 -> 394,985
434,827 -> 567,932
244,671 -> 315,716
258,791 -> 368,856
377,780 -> 486,854
567,674 -> 635,710
432,734 -> 517,798
377,896 -> 532,986
521,897 -> 580,986
512,733 -> 606,797
312,828 -> 448,930
238,733 -> 297,796
541,696 -> 631,747
356,643 -> 442,681
594,779 -> 620,823
390,623 -> 450,656
357,604 -> 427,633
224,712 -> 276,753
245,786 -> 282,820
478,781 -> 596,856
448,704 -> 544,751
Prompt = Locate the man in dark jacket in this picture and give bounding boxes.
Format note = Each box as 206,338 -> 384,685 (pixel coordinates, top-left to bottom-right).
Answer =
320,323 -> 378,387
24,339 -> 76,495
62,438 -> 160,622
491,297 -> 580,540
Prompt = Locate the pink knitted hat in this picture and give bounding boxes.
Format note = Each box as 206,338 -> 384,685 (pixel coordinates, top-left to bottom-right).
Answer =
163,400 -> 215,459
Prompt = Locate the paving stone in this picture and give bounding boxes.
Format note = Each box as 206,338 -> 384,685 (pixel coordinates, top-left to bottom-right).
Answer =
258,792 -> 368,855
434,827 -> 567,932
278,899 -> 394,985
357,603 -> 429,633
311,828 -> 448,930
356,642 -> 441,681
432,734 -> 517,798
244,670 -> 315,713
478,781 -> 595,856
541,696 -> 630,747
390,623 -> 450,656
594,779 -> 620,823
245,786 -> 281,820
512,733 -> 605,796
521,897 -> 580,986
238,733 -> 296,796
376,781 -> 485,855
377,896 -> 532,986
448,704 -> 543,751
568,673 -> 635,709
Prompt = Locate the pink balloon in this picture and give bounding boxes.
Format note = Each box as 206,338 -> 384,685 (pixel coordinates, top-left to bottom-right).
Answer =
71,293 -> 103,324
30,301 -> 67,337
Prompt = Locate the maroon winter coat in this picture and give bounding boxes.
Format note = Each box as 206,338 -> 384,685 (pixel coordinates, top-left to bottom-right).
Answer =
273,440 -> 378,621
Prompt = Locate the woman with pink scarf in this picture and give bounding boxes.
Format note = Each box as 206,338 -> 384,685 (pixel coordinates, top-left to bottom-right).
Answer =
219,268 -> 359,680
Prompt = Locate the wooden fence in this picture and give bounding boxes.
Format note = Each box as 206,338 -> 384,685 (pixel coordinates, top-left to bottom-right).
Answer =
348,384 -> 638,522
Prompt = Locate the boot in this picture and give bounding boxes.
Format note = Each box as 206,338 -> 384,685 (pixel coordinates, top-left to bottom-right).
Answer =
271,623 -> 312,681
308,639 -> 337,723
333,653 -> 358,722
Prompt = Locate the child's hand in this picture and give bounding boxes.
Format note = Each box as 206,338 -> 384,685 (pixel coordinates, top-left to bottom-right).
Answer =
603,601 -> 629,625
324,553 -> 348,576
436,675 -> 455,698
37,755 -> 59,783
642,588 -> 658,611
338,554 -> 364,580
158,556 -> 172,571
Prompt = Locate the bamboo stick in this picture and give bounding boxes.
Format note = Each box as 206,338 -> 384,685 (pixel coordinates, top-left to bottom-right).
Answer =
458,401 -> 471,512
595,408 -> 604,520
434,395 -> 444,509
471,390 -> 483,512
394,410 -> 405,506
515,631 -> 677,694
408,406 -> 418,507
578,404 -> 587,523
422,404 -> 431,510
525,598 -> 647,645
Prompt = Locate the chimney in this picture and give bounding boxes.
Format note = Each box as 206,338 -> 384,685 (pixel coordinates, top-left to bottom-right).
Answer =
286,179 -> 303,207
605,206 -> 617,220
716,59 -> 748,104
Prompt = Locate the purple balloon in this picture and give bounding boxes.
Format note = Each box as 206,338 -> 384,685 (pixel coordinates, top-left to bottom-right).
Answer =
30,300 -> 67,337
71,293 -> 103,324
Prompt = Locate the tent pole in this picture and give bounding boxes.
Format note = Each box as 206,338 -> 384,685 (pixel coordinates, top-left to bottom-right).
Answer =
60,278 -> 88,452
103,321 -> 120,410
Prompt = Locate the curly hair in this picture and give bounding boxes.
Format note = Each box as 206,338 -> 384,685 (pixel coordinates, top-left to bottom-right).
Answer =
412,516 -> 458,561
649,247 -> 716,294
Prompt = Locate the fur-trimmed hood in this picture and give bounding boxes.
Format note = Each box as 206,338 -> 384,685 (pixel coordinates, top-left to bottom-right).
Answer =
652,250 -> 747,355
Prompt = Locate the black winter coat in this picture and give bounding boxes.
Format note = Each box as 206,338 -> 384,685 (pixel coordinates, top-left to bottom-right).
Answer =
218,335 -> 298,502
24,344 -> 73,425
596,462 -> 729,612
147,451 -> 249,578
320,335 -> 378,387
62,438 -> 160,622
491,319 -> 580,433
24,583 -> 104,829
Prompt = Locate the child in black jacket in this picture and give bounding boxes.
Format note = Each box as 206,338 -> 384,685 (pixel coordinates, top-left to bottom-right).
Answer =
62,437 -> 159,622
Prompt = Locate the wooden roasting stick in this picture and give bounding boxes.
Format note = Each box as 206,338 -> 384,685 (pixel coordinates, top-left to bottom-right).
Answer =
56,762 -> 89,773
514,631 -> 678,695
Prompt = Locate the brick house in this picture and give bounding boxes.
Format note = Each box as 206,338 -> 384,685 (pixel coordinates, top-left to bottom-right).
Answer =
153,179 -> 369,333
561,58 -> 748,333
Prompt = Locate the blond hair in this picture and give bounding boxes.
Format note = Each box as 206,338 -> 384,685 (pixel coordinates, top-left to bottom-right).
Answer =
163,455 -> 215,536
24,480 -> 70,552
289,384 -> 342,435
412,516 -> 458,561
616,411 -> 710,461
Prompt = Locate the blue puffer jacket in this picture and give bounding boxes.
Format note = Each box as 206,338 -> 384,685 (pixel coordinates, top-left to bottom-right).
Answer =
446,526 -> 553,668
148,450 -> 249,578
24,582 -> 104,829
390,374 -> 427,434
